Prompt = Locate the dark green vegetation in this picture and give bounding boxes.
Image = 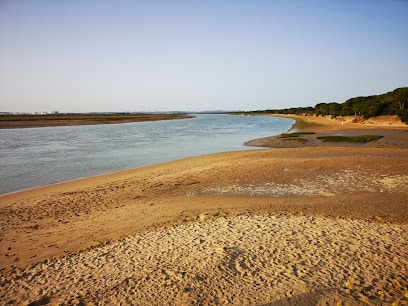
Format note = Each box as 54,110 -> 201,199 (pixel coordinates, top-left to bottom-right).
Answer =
276,132 -> 384,145
244,87 -> 408,123
279,132 -> 315,138
317,135 -> 384,143
279,132 -> 314,143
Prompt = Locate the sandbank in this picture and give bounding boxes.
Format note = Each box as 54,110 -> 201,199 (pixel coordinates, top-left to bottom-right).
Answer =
0,113 -> 194,129
0,114 -> 407,305
246,114 -> 408,149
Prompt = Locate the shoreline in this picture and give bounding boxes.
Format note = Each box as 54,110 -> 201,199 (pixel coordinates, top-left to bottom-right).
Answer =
0,113 -> 195,129
1,114 -> 407,305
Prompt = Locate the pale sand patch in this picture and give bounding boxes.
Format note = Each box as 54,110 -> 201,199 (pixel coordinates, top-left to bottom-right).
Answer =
1,215 -> 406,305
203,171 -> 408,197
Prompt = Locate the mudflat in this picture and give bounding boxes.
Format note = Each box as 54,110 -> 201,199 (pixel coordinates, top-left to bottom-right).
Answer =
0,113 -> 194,129
0,115 -> 407,305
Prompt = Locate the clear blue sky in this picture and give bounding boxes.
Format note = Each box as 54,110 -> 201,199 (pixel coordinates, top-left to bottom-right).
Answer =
1,0 -> 407,113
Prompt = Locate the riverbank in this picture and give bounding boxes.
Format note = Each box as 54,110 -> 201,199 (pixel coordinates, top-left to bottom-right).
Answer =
1,115 -> 407,305
0,113 -> 194,129
246,114 -> 408,149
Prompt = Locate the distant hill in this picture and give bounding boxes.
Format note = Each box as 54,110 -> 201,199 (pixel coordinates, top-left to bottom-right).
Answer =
248,87 -> 408,123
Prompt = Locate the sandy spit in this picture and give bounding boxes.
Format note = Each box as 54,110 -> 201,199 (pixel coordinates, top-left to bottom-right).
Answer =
1,215 -> 407,305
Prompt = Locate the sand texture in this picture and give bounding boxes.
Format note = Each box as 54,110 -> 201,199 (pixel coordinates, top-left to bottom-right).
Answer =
2,215 -> 407,305
1,114 -> 407,305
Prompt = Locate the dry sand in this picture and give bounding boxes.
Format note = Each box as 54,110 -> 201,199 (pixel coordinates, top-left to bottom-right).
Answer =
1,115 -> 407,305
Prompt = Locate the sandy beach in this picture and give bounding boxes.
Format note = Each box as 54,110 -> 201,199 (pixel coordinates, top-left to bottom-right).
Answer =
1,115 -> 407,305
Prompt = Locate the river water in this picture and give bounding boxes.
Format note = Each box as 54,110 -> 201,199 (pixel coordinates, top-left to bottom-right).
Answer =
0,114 -> 293,194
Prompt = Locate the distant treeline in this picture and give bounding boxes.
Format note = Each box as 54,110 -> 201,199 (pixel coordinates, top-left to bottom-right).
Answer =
247,87 -> 408,123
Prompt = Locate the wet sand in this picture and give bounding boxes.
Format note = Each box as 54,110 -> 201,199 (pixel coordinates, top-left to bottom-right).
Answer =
0,115 -> 407,305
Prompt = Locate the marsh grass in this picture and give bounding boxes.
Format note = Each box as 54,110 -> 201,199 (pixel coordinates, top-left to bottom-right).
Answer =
278,132 -> 313,143
279,132 -> 315,138
317,135 -> 383,143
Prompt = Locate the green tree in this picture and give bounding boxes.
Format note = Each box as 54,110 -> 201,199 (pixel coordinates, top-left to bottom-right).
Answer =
315,103 -> 329,115
328,102 -> 342,117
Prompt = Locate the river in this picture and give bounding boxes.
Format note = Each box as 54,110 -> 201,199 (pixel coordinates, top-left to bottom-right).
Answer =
0,114 -> 293,194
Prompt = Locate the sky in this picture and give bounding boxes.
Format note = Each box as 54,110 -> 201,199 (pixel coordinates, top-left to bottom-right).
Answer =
0,0 -> 407,113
